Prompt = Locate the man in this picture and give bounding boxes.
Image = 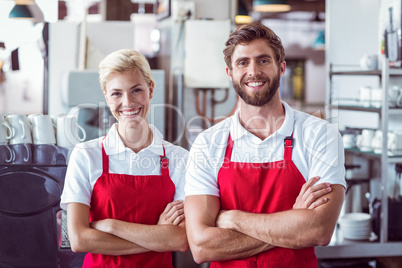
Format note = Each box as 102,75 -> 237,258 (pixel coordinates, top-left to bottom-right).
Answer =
185,22 -> 346,267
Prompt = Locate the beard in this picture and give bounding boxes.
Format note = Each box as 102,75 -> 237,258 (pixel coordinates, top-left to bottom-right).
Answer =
232,69 -> 281,107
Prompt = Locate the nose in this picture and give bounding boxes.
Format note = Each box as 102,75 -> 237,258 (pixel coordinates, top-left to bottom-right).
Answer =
247,61 -> 260,77
122,92 -> 133,107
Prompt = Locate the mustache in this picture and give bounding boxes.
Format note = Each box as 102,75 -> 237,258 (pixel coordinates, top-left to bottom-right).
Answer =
244,76 -> 269,83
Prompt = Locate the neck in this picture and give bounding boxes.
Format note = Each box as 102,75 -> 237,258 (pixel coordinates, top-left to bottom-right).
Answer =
117,121 -> 153,153
238,94 -> 285,140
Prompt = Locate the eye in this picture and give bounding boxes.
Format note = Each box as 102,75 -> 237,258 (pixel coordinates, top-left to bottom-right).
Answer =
133,88 -> 142,93
237,61 -> 248,67
110,92 -> 121,97
259,58 -> 270,64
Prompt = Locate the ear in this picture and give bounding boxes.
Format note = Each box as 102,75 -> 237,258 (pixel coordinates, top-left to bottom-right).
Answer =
149,82 -> 154,100
103,91 -> 109,104
226,67 -> 233,81
279,61 -> 286,78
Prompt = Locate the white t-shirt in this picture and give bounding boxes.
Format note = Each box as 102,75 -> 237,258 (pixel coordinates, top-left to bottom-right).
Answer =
185,102 -> 346,197
60,124 -> 188,210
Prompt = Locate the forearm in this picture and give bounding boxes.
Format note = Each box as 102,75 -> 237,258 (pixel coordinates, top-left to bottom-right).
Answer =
67,203 -> 149,255
105,219 -> 188,252
226,209 -> 328,248
185,195 -> 274,264
189,225 -> 274,263
69,225 -> 149,255
222,185 -> 345,249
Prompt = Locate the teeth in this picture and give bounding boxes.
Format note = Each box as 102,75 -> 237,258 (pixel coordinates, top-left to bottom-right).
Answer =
247,82 -> 264,87
121,110 -> 140,116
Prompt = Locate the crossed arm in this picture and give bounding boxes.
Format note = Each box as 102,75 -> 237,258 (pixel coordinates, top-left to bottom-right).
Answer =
185,177 -> 345,264
67,200 -> 188,255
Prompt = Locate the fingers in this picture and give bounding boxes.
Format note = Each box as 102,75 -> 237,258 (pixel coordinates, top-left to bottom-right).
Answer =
161,200 -> 183,215
293,176 -> 333,210
308,197 -> 329,209
164,201 -> 184,219
158,200 -> 185,225
300,176 -> 320,196
302,185 -> 331,208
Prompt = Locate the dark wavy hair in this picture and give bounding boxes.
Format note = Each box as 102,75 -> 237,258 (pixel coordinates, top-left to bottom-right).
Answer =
223,22 -> 285,70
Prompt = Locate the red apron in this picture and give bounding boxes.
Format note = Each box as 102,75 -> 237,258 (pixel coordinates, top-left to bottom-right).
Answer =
82,140 -> 176,268
213,134 -> 318,268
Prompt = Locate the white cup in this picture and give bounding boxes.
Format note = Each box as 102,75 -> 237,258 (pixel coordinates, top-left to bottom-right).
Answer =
356,129 -> 375,151
371,130 -> 383,154
388,131 -> 402,155
6,114 -> 32,144
359,86 -> 372,107
28,114 -> 56,145
371,88 -> 382,108
56,115 -> 86,148
389,86 -> 402,108
360,54 -> 378,70
343,134 -> 356,149
0,115 -> 13,145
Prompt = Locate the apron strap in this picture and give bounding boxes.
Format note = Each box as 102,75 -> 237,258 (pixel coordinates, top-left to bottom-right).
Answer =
160,145 -> 170,177
222,134 -> 234,168
284,134 -> 294,161
101,137 -> 109,174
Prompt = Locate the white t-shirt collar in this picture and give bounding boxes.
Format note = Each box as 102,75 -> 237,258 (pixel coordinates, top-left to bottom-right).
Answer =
103,123 -> 165,156
230,101 -> 294,141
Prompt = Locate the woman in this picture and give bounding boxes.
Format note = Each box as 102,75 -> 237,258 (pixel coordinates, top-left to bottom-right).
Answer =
60,49 -> 188,267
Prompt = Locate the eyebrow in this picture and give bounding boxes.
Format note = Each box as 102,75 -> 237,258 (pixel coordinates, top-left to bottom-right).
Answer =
234,54 -> 272,64
109,84 -> 142,92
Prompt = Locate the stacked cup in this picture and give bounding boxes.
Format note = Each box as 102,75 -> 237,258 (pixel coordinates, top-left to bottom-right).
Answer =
52,114 -> 86,162
339,212 -> 372,240
0,114 -> 13,164
5,114 -> 32,164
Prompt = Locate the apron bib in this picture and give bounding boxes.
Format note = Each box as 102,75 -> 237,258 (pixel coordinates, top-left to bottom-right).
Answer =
213,134 -> 318,268
82,140 -> 176,268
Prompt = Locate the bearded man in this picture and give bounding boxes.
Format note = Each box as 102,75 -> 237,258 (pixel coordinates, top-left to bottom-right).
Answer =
184,22 -> 346,268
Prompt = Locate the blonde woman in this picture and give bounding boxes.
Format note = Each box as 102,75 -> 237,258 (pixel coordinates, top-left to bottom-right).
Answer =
60,49 -> 188,267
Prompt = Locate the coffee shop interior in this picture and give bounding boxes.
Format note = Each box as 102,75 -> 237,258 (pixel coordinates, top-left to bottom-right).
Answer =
1,0 -> 402,267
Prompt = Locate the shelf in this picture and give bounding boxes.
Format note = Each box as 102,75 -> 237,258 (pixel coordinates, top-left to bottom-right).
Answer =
330,68 -> 402,76
345,148 -> 402,163
315,226 -> 402,259
329,104 -> 402,115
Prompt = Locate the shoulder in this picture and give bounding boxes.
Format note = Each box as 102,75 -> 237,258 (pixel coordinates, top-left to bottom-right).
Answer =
70,137 -> 103,160
293,109 -> 340,139
191,116 -> 231,150
163,139 -> 189,158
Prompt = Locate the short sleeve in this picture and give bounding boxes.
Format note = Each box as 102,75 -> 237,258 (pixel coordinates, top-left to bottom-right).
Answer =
60,145 -> 93,210
170,148 -> 188,201
303,119 -> 346,189
185,134 -> 221,197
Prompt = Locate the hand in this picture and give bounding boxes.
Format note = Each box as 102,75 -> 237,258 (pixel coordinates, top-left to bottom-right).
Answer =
90,218 -> 112,233
216,210 -> 234,230
293,176 -> 332,210
157,200 -> 184,226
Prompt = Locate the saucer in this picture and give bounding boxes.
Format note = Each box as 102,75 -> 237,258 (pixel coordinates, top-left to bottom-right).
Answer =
359,146 -> 373,152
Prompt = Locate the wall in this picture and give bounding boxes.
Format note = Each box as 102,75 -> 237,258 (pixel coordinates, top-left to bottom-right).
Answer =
48,21 -> 135,116
326,0 -> 380,130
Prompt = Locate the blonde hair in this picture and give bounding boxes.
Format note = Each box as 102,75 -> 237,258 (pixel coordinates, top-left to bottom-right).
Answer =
99,49 -> 155,93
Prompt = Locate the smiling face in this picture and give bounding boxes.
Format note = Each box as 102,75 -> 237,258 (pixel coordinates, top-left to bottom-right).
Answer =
104,68 -> 154,129
226,38 -> 286,107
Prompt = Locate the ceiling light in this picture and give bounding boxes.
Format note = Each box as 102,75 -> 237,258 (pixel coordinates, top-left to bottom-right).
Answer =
9,4 -> 34,19
313,30 -> 325,50
253,0 -> 291,13
235,1 -> 253,24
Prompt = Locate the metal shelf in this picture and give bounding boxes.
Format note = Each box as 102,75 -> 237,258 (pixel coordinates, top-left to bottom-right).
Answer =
329,104 -> 402,115
345,148 -> 402,163
316,227 -> 402,259
328,59 -> 402,246
330,68 -> 402,77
